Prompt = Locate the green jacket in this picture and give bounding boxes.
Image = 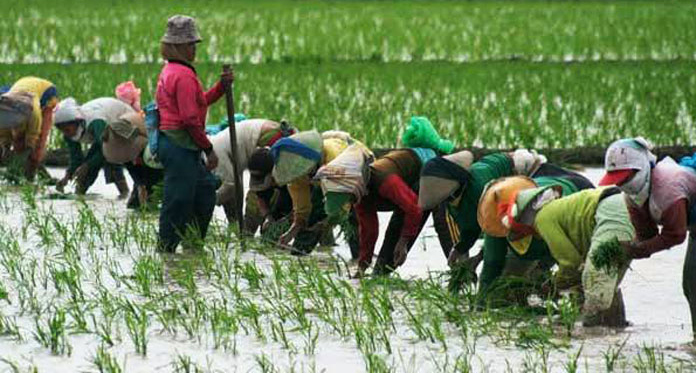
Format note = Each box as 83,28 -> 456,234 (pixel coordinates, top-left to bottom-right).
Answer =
448,153 -> 513,254
66,119 -> 107,175
478,176 -> 582,291
534,188 -> 604,288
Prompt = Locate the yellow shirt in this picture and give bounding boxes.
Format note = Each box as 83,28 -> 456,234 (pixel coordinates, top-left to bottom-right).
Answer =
288,138 -> 349,225
0,77 -> 57,148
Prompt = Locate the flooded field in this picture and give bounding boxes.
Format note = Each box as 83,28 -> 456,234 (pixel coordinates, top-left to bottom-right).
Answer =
0,167 -> 692,373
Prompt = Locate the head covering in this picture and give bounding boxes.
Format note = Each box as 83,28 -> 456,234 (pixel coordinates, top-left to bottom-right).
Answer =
39,86 -> 58,109
248,147 -> 275,191
504,185 -> 563,254
600,137 -> 656,206
54,98 -> 84,127
418,150 -> 474,210
115,81 -> 142,112
315,143 -> 373,201
271,130 -> 323,186
477,176 -> 537,237
511,149 -> 547,176
401,116 -> 454,154
0,92 -> 33,130
161,15 -> 202,44
324,192 -> 353,219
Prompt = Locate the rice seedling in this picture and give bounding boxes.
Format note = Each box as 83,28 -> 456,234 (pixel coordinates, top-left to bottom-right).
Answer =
603,337 -> 630,372
122,300 -> 149,356
92,345 -> 124,373
591,238 -> 630,275
33,306 -> 72,356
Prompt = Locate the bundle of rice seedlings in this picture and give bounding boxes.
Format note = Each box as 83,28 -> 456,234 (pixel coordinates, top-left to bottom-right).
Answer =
590,238 -> 629,275
448,263 -> 477,295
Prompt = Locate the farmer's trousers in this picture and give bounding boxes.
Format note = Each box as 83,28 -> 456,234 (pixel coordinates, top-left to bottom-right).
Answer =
158,134 -> 216,252
77,161 -> 125,194
684,230 -> 696,338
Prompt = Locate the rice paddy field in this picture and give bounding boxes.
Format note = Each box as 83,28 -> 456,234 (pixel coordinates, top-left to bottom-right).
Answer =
2,0 -> 696,372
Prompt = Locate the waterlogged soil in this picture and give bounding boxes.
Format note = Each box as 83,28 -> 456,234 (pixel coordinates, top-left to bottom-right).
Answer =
0,168 -> 693,373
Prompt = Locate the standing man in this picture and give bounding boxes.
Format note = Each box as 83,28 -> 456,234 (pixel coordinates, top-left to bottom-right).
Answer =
155,15 -> 231,252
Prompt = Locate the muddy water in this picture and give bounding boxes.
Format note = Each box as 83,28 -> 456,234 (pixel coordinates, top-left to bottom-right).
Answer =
0,167 -> 692,372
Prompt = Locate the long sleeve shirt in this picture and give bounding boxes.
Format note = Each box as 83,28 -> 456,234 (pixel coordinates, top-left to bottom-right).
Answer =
478,175 -> 581,291
628,198 -> 688,256
287,137 -> 348,226
352,150 -> 426,266
534,188 -> 603,288
156,61 -> 224,151
0,77 -> 58,163
450,153 -> 514,254
66,119 -> 107,174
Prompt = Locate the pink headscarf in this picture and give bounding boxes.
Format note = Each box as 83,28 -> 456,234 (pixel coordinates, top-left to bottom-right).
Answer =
115,81 -> 142,112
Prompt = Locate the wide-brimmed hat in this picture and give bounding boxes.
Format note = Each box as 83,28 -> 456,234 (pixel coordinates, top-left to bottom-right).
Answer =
504,185 -> 562,255
161,15 -> 202,44
477,176 -> 537,237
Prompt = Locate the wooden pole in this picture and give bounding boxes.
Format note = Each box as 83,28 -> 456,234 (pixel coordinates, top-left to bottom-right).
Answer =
222,64 -> 244,235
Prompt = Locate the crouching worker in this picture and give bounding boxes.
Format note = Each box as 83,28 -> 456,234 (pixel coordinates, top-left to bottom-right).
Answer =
209,119 -> 295,227
101,110 -> 164,209
0,77 -> 58,180
502,185 -> 635,327
267,130 -> 361,255
419,149 -> 549,267
53,97 -> 131,197
600,138 -> 696,341
247,147 -> 294,239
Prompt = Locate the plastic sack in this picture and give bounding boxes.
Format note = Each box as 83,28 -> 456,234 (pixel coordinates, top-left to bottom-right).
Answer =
315,143 -> 374,200
115,81 -> 142,112
144,101 -> 160,159
205,113 -> 247,135
0,92 -> 34,130
401,116 -> 454,154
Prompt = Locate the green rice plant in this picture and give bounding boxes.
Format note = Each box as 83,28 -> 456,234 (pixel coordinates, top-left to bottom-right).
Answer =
122,300 -> 149,356
92,345 -> 124,373
0,312 -> 23,341
171,354 -> 205,373
603,337 -> 629,373
129,254 -> 164,297
563,344 -> 584,373
33,306 -> 72,356
254,353 -> 279,373
591,238 -> 630,275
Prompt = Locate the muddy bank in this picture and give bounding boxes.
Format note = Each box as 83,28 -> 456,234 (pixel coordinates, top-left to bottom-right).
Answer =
44,146 -> 696,167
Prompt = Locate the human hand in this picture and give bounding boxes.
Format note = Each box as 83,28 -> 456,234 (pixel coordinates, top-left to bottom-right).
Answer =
393,237 -> 410,267
620,241 -> 651,259
56,173 -> 72,193
447,248 -> 463,268
205,151 -> 219,171
220,70 -> 234,87
351,262 -> 369,279
74,164 -> 89,182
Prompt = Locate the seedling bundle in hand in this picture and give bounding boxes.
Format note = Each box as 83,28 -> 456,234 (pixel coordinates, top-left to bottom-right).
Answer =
591,238 -> 629,275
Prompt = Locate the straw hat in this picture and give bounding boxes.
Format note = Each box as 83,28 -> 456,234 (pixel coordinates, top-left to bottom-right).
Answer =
477,176 -> 537,237
161,15 -> 202,44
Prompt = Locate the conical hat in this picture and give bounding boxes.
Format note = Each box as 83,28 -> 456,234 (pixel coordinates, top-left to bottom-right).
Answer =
477,176 -> 537,237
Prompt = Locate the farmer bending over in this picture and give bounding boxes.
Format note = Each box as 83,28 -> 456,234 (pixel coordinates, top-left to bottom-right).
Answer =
0,77 -> 58,180
599,138 -> 696,343
53,97 -> 131,197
